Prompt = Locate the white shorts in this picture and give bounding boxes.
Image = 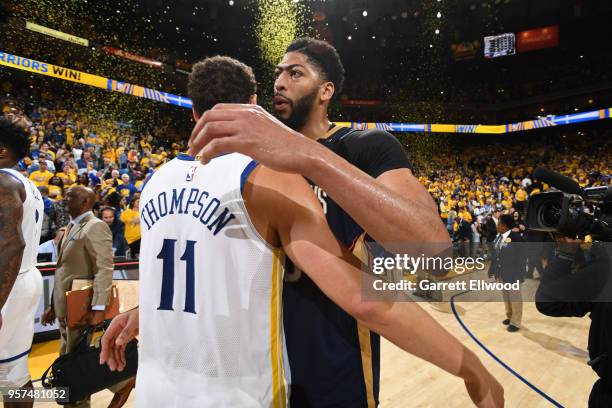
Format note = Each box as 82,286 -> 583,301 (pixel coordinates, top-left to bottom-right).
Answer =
0,269 -> 43,387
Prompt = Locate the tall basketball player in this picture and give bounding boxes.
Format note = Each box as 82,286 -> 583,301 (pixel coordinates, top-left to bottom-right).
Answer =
0,114 -> 44,408
102,56 -> 503,407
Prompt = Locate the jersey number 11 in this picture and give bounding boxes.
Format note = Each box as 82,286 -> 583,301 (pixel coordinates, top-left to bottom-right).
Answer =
157,239 -> 196,314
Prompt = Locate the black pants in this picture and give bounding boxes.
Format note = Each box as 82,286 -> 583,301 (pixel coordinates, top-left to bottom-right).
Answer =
129,239 -> 141,258
589,378 -> 612,407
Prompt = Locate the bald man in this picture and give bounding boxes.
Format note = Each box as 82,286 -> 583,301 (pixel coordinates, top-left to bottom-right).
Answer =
41,186 -> 115,408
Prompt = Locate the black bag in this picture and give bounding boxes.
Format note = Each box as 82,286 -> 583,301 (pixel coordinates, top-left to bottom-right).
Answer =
41,325 -> 138,405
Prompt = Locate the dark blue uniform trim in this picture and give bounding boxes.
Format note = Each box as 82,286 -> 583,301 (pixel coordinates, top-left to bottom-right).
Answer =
0,348 -> 31,364
240,160 -> 259,193
176,153 -> 195,161
0,169 -> 25,187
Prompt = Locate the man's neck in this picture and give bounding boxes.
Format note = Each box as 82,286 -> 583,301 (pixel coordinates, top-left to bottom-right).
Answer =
71,210 -> 91,221
296,111 -> 333,141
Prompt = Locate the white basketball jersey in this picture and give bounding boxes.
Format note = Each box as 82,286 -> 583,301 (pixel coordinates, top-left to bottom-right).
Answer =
0,168 -> 43,273
136,153 -> 289,408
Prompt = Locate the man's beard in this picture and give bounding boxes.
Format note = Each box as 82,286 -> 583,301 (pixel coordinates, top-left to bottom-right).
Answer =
274,88 -> 318,131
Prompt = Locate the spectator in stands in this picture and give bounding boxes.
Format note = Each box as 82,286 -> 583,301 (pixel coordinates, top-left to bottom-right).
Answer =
38,185 -> 54,216
77,173 -> 90,186
76,150 -> 92,169
55,143 -> 69,164
120,197 -> 141,258
72,138 -> 85,161
48,175 -> 65,200
29,160 -> 53,186
116,173 -> 136,202
52,196 -> 71,229
33,152 -> 56,172
38,141 -> 56,162
455,213 -> 472,256
107,169 -> 122,189
100,206 -> 128,257
512,211 -> 526,237
56,163 -> 76,187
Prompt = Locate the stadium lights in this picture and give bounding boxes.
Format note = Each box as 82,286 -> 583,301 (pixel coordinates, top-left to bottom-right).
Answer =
347,35 -> 352,40
363,10 -> 368,17
229,0 -> 234,5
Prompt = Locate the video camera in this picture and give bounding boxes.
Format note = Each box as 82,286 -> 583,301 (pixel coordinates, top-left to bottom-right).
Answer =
525,167 -> 612,241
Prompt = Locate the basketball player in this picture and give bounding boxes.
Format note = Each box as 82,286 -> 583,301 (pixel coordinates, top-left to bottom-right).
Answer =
187,38 -> 459,407
0,114 -> 44,408
101,56 -> 503,407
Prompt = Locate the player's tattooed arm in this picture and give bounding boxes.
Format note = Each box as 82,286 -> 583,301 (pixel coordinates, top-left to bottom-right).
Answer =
0,173 -> 26,310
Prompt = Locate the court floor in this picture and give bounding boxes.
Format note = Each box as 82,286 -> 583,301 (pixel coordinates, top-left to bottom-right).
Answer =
31,297 -> 593,407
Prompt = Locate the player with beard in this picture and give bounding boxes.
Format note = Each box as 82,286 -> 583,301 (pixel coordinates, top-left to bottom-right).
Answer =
271,38 -> 427,407
188,39 -> 502,407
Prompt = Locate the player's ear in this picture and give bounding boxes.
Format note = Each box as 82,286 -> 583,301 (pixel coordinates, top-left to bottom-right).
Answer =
320,82 -> 335,103
249,94 -> 258,105
192,108 -> 201,122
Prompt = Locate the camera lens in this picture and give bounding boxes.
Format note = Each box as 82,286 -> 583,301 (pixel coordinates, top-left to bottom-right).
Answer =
538,200 -> 562,228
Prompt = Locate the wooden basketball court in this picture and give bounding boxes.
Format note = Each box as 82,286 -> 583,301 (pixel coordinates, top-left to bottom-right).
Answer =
31,290 -> 593,407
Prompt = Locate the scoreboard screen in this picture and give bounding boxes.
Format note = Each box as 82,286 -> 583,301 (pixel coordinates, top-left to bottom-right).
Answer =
484,33 -> 516,58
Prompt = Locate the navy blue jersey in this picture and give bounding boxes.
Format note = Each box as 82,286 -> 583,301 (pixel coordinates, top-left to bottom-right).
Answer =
283,126 -> 412,408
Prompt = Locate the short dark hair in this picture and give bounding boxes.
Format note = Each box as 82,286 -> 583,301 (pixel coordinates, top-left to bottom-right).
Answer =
499,214 -> 515,229
286,37 -> 345,98
100,206 -> 115,217
0,114 -> 30,160
188,56 -> 257,116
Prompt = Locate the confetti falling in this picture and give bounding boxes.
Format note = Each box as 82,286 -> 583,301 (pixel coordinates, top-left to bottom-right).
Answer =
255,0 -> 311,86
2,0 -> 182,129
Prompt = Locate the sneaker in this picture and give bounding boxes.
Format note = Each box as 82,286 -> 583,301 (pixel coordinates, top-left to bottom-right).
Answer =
507,324 -> 520,332
502,319 -> 510,325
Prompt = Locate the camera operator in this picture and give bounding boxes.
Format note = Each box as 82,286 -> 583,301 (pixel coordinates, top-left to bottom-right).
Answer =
535,235 -> 612,407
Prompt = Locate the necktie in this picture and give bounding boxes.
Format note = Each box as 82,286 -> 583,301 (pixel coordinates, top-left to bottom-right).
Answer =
65,222 -> 74,240
494,234 -> 503,251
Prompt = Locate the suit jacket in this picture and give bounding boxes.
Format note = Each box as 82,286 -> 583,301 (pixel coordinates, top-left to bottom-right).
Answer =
489,231 -> 527,284
53,213 -> 114,319
484,218 -> 498,242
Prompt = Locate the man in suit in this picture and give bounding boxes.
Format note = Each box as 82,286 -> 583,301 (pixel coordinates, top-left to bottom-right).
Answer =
482,210 -> 500,259
488,214 -> 526,332
41,185 -> 114,408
